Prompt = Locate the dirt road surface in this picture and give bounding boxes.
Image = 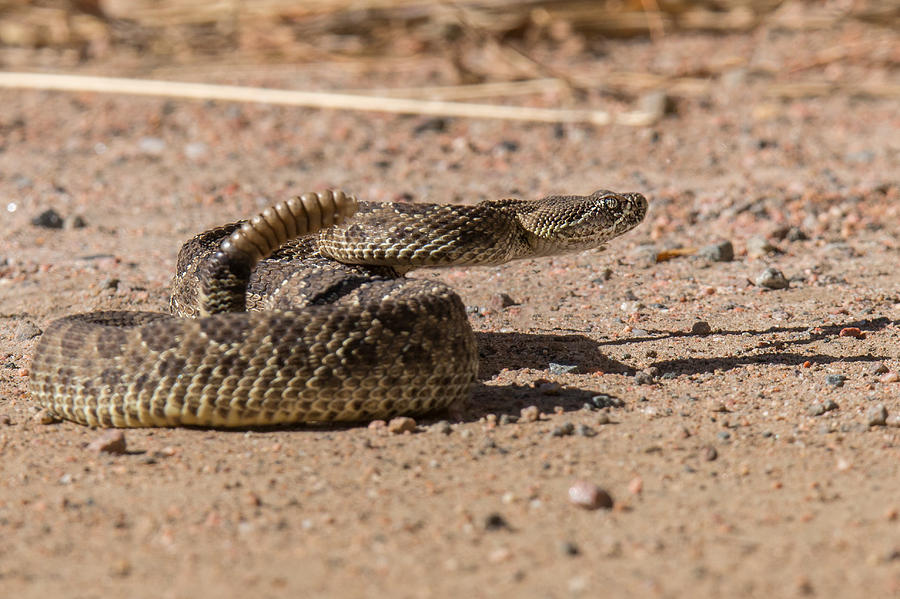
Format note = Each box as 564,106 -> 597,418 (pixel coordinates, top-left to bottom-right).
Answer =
1,10 -> 898,598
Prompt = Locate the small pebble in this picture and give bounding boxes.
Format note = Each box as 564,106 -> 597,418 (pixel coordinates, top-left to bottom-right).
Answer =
412,117 -> 447,135
867,404 -> 888,427
708,400 -> 729,413
698,240 -> 734,262
550,422 -> 575,437
690,321 -> 712,335
559,540 -> 580,556
873,363 -> 890,375
576,424 -> 596,437
537,381 -> 561,395
838,327 -> 863,338
520,406 -> 540,422
184,142 -> 209,160
33,409 -> 59,425
628,476 -> 643,495
880,372 -> 899,383
705,446 -> 718,461
64,214 -> 87,229
590,394 -> 623,409
87,430 -> 127,454
489,292 -> 518,309
31,208 -> 64,229
784,226 -> 809,241
14,320 -> 42,341
483,512 -> 510,531
809,399 -> 838,416
630,244 -> 659,267
717,431 -> 731,441
636,90 -> 669,120
825,374 -> 846,387
596,413 -> 610,425
138,136 -> 166,155
755,267 -> 789,289
548,362 -> 578,375
568,481 -> 613,510
620,301 -> 644,313
746,236 -> 778,257
431,421 -> 452,435
387,417 -> 417,434
634,371 -> 655,385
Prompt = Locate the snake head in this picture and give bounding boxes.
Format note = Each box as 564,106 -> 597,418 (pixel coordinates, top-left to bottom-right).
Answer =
519,189 -> 648,256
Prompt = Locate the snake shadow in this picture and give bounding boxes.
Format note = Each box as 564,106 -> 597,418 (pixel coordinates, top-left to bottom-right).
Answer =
598,317 -> 893,377
450,316 -> 894,422
437,331 -> 634,423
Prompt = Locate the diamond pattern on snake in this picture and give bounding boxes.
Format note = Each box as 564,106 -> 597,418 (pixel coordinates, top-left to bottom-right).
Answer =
29,189 -> 647,427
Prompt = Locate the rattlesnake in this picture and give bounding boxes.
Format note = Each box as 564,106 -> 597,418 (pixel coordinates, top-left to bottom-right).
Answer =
29,189 -> 647,427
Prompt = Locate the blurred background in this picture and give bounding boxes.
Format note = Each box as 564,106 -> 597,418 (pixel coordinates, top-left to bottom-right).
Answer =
0,1 -> 896,233
1,1 -> 896,75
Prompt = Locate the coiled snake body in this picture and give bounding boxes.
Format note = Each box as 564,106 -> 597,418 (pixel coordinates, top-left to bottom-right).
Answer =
29,190 -> 647,427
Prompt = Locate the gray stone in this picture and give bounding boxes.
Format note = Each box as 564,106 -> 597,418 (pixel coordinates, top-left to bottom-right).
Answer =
549,362 -> 578,375
690,321 -> 712,335
755,267 -> 789,289
14,320 -> 42,340
31,209 -> 64,229
825,374 -> 846,388
746,236 -> 778,258
867,404 -> 888,427
698,241 -> 734,262
138,137 -> 166,155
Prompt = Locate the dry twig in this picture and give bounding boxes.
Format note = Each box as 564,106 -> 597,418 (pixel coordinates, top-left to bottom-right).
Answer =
0,71 -> 664,125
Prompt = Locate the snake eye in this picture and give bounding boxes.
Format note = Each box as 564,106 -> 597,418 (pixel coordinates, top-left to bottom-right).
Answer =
604,197 -> 619,211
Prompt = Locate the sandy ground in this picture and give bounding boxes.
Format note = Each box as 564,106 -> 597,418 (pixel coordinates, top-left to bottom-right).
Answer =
1,16 -> 899,599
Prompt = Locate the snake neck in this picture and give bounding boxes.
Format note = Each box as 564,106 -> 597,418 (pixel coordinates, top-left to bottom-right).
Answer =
317,200 -> 527,269
316,191 -> 647,270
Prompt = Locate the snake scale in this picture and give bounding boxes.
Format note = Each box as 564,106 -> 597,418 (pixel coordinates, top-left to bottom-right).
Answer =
29,189 -> 647,427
